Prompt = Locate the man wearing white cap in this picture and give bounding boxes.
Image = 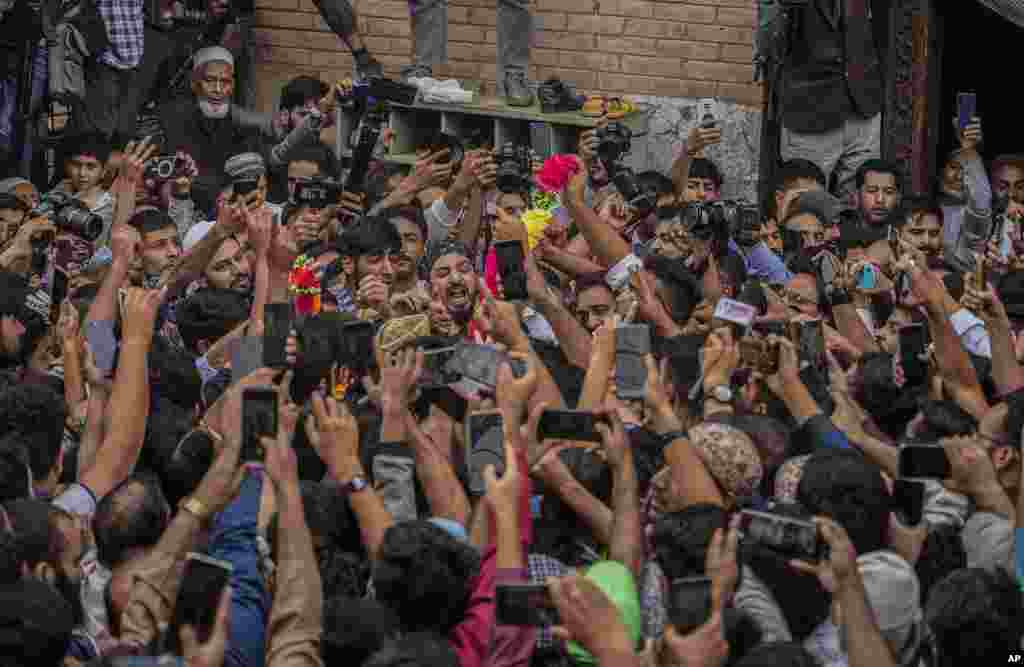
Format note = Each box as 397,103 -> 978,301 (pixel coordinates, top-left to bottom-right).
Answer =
159,46 -> 340,209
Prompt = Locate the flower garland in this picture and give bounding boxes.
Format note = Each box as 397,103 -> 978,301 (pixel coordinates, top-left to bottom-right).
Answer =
289,254 -> 322,315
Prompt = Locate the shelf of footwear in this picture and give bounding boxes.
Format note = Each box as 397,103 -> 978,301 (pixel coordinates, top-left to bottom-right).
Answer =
382,82 -> 648,166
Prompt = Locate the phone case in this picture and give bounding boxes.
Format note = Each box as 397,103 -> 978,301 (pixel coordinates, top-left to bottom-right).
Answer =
466,411 -> 505,496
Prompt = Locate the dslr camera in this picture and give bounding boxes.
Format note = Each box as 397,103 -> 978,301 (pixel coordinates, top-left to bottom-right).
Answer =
494,142 -> 532,193
32,191 -> 103,243
144,154 -> 189,183
595,122 -> 657,218
293,178 -> 342,210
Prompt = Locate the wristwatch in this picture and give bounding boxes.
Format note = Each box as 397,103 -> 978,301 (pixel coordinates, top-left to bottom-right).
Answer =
340,475 -> 370,496
178,496 -> 210,522
707,384 -> 734,403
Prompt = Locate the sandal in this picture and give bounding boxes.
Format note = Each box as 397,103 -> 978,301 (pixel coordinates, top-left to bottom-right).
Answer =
581,95 -> 607,117
604,97 -> 636,119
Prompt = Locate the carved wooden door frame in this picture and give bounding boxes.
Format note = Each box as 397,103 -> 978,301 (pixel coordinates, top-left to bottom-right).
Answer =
882,0 -> 942,197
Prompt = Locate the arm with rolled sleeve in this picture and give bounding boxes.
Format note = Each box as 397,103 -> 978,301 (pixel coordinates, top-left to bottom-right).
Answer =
950,308 -> 992,359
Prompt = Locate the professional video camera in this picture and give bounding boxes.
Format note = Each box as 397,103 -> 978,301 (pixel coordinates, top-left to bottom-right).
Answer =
595,122 -> 656,218
32,191 -> 103,243
494,142 -> 532,193
681,200 -> 760,256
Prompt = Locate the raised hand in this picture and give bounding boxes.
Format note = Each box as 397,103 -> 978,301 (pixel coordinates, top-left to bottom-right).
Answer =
119,136 -> 159,185
119,286 -> 168,342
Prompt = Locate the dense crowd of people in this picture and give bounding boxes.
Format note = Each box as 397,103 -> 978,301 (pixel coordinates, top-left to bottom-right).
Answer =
0,0 -> 1022,665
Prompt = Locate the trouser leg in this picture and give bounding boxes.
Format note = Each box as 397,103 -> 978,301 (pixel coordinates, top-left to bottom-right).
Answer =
496,0 -> 531,95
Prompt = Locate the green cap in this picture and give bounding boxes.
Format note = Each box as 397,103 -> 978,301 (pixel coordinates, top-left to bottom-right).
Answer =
565,561 -> 641,665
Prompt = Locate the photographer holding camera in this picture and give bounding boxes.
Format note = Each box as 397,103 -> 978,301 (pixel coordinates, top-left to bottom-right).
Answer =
47,133 -> 115,247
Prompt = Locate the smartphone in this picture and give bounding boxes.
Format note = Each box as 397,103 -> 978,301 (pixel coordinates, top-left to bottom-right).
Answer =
888,225 -> 901,262
448,343 -> 507,389
231,336 -> 263,384
892,478 -> 925,526
421,385 -> 468,423
791,319 -> 825,371
738,509 -> 828,562
263,303 -> 293,369
856,263 -> 878,290
698,98 -> 718,129
537,409 -> 606,443
956,92 -> 977,132
241,386 -> 277,462
341,320 -> 376,374
898,324 -> 928,387
615,323 -> 650,401
494,240 -> 528,302
465,410 -> 505,496
166,553 -> 233,655
898,445 -> 952,479
668,576 -> 713,634
495,583 -> 560,626
420,345 -> 458,387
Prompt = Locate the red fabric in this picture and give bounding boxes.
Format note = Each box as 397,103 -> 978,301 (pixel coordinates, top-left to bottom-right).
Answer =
450,546 -> 497,667
535,154 -> 581,193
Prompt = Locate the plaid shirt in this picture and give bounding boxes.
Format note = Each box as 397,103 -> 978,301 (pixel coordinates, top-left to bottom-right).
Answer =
97,0 -> 145,69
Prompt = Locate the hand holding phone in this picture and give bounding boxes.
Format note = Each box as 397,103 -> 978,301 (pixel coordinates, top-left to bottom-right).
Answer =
668,576 -> 713,634
166,553 -> 233,655
614,323 -> 650,400
898,444 -> 951,479
496,583 -> 560,626
537,409 -> 606,443
739,509 -> 828,562
241,386 -> 278,462
891,478 -> 925,526
897,324 -> 928,387
465,410 -> 505,496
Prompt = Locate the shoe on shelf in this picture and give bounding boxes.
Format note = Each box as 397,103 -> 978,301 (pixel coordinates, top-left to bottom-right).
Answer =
581,95 -> 606,117
604,97 -> 636,119
504,68 -> 534,107
354,49 -> 383,80
401,64 -> 434,83
538,77 -> 583,113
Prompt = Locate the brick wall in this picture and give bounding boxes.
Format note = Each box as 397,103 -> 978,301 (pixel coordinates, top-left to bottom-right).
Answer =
251,0 -> 762,112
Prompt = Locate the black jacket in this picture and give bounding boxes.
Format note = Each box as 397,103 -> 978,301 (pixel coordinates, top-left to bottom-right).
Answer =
779,0 -> 885,134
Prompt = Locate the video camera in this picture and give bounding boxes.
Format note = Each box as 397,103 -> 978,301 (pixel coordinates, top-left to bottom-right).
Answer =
32,191 -> 103,243
595,122 -> 656,218
337,77 -> 418,194
494,142 -> 532,193
682,200 -> 760,256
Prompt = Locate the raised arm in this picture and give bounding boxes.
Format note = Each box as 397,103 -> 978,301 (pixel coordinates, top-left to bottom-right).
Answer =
246,207 -> 272,337
561,166 -> 631,269
79,287 -> 165,499
599,410 -> 642,578
263,381 -> 324,667
525,254 -> 592,368
310,392 -> 394,561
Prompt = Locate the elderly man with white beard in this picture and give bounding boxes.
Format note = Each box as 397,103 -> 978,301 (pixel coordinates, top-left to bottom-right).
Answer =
158,46 -> 338,215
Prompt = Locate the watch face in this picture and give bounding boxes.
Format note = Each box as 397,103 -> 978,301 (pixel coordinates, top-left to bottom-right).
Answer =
713,386 -> 732,402
348,476 -> 369,492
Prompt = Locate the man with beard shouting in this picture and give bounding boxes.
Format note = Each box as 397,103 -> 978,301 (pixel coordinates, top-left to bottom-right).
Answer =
159,46 -> 339,213
427,240 -> 482,339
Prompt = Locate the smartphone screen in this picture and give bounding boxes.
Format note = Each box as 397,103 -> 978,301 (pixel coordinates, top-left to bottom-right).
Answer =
241,386 -> 277,462
898,445 -> 952,479
892,478 -> 925,526
739,509 -> 825,562
615,324 -> 650,400
537,409 -> 605,443
495,583 -> 560,626
341,320 -> 375,374
466,411 -> 505,496
668,576 -> 713,634
494,240 -> 528,302
793,320 -> 825,371
420,346 -> 458,387
166,553 -> 233,655
898,324 -> 928,387
263,303 -> 293,368
957,92 -> 977,131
